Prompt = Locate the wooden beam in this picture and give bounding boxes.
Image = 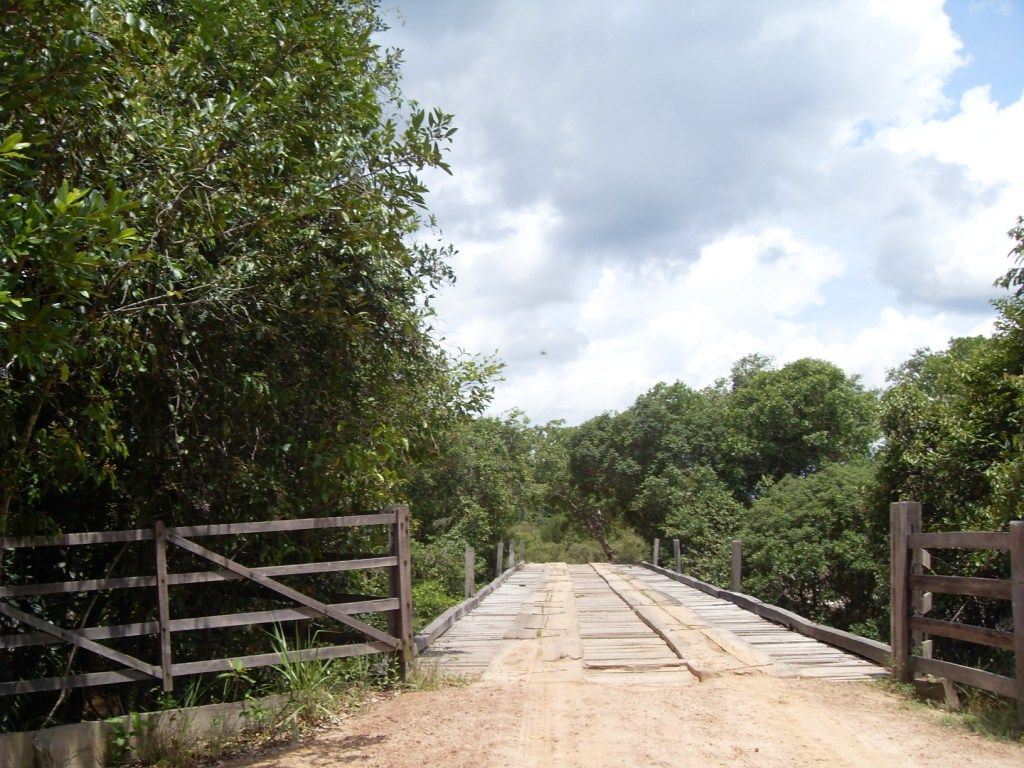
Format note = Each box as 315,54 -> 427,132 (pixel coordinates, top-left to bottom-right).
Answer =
890,501 -> 914,682
910,574 -> 1012,600
730,539 -> 742,593
154,521 -> 173,692
0,556 -> 399,598
909,616 -> 1014,651
0,669 -> 151,696
1,599 -> 400,649
1010,520 -> 1024,722
0,529 -> 153,549
0,512 -> 397,550
464,546 -> 475,598
171,641 -> 392,676
907,531 -> 1010,551
169,512 -> 396,537
911,655 -> 1017,700
0,601 -> 160,679
390,505 -> 414,677
163,531 -> 399,649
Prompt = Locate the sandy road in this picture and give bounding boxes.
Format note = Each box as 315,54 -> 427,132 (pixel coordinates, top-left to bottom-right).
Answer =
226,563 -> 1024,768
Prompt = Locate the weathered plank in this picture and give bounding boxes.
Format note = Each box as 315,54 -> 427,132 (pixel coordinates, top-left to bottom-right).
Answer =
0,556 -> 398,598
1010,521 -> 1024,720
0,601 -> 160,680
908,616 -> 1014,651
154,521 -> 173,692
911,655 -> 1017,699
910,574 -> 1011,600
1,598 -> 398,648
907,531 -> 1010,551
171,641 -> 392,676
164,532 -> 399,648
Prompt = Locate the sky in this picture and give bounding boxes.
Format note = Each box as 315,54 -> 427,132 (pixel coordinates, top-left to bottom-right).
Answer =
379,0 -> 1024,425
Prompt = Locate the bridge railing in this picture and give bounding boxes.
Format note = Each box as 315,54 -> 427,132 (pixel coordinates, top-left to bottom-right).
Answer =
0,506 -> 414,696
889,501 -> 1023,720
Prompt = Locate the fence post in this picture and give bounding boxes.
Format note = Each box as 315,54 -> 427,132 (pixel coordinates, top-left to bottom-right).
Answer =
464,546 -> 475,598
509,540 -> 516,566
890,501 -> 914,683
908,504 -> 927,659
519,539 -> 526,564
153,521 -> 173,693
389,505 -> 414,679
672,538 -> 681,574
1009,520 -> 1024,725
652,538 -> 660,567
730,539 -> 742,592
496,541 -> 505,577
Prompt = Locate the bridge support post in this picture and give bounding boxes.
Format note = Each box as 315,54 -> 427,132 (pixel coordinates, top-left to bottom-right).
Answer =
730,539 -> 742,592
496,541 -> 504,577
890,501 -> 916,683
464,546 -> 475,598
672,538 -> 681,574
389,504 -> 414,680
652,538 -> 660,567
509,540 -> 516,566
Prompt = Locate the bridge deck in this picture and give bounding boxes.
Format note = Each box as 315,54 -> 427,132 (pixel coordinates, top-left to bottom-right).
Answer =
420,562 -> 886,682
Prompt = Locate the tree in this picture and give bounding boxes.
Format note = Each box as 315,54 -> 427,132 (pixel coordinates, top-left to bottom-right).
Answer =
727,358 -> 878,498
742,461 -> 879,632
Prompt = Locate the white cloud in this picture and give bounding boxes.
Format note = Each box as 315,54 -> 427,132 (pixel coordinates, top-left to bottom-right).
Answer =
384,1 -> 1020,423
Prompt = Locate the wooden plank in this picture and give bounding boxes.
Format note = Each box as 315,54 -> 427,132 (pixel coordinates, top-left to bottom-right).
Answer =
890,501 -> 914,682
415,563 -> 521,652
391,505 -> 414,677
164,532 -> 399,649
171,641 -> 392,676
0,601 -> 160,679
907,531 -> 1010,551
1010,521 -> 1024,722
910,574 -> 1012,600
154,521 -> 173,692
0,668 -> 152,696
465,546 -> 475,598
0,528 -> 153,549
672,538 -> 681,574
0,556 -> 398,598
911,655 -> 1017,699
731,539 -> 742,592
639,562 -> 891,665
169,512 -> 395,537
909,505 -> 924,654
909,616 -> 1014,651
1,599 -> 399,648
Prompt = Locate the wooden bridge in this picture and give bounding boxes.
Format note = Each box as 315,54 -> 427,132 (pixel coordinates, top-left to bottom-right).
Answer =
419,562 -> 887,682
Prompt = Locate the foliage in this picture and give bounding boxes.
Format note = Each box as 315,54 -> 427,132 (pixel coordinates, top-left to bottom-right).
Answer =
742,460 -> 880,632
411,579 -> 461,631
656,465 -> 745,584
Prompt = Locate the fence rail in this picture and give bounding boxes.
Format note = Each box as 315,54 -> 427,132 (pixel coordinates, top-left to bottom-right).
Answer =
889,501 -> 1023,723
0,506 -> 414,697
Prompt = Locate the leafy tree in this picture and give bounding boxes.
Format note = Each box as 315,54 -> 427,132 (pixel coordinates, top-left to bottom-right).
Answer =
727,358 -> 878,498
742,461 -> 879,633
649,465 -> 744,583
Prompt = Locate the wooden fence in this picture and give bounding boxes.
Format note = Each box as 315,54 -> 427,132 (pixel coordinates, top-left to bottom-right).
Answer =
890,501 -> 1023,719
0,505 -> 414,696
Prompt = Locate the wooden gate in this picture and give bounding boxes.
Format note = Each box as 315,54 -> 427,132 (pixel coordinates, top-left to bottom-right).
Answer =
0,505 -> 413,696
890,501 -> 1023,722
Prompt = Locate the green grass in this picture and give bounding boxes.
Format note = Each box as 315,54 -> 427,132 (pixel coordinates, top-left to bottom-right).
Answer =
875,678 -> 1023,744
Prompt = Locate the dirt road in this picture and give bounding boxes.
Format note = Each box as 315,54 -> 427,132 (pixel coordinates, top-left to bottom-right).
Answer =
227,563 -> 1024,768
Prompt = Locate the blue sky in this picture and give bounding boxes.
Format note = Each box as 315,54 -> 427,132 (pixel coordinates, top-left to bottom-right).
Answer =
383,1 -> 1024,423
